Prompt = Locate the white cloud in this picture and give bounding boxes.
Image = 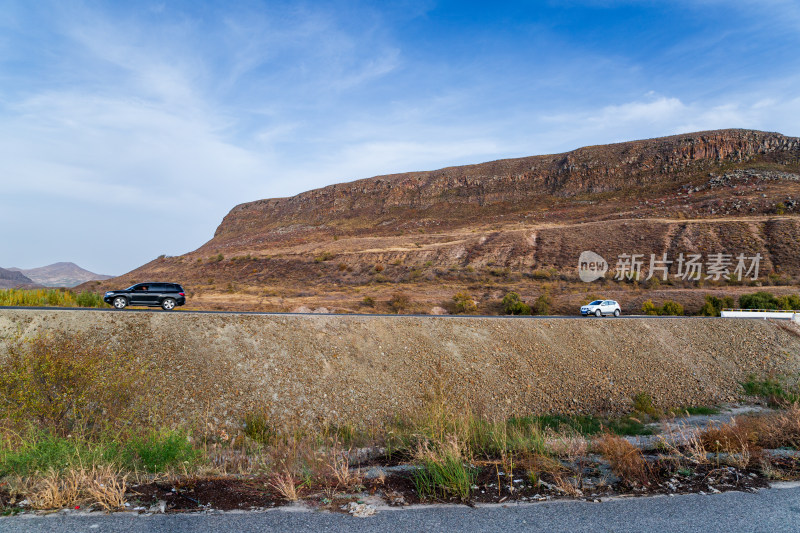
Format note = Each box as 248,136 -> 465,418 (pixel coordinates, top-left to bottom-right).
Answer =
535,93 -> 800,153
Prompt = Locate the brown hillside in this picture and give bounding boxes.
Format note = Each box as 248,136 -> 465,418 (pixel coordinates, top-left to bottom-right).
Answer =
86,129 -> 800,314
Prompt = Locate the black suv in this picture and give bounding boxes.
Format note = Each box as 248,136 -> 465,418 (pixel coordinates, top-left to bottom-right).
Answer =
104,283 -> 186,310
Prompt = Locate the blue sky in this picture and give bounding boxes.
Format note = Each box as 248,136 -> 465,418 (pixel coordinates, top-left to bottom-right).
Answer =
1,0 -> 799,275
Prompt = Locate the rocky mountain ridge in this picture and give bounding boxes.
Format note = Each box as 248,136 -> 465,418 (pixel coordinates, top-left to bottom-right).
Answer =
211,129 -> 799,248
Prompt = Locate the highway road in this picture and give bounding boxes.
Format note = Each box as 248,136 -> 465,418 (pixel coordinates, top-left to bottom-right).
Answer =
2,484 -> 799,533
0,305 -> 716,319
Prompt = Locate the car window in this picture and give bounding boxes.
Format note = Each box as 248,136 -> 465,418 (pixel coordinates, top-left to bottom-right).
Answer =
149,283 -> 167,291
589,300 -> 602,305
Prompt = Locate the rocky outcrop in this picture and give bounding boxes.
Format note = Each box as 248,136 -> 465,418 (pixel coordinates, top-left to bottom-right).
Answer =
212,129 -> 800,244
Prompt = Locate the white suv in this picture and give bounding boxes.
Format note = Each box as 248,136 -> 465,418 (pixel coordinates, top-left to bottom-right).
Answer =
581,299 -> 621,317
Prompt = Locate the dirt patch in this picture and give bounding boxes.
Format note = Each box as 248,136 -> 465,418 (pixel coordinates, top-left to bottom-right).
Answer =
129,478 -> 280,511
121,457 -> 776,514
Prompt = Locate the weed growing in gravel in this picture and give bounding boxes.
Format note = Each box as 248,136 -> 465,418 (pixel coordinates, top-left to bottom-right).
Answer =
412,437 -> 476,501
632,392 -> 662,420
268,471 -> 301,501
125,430 -> 201,474
741,376 -> 800,406
510,413 -> 652,437
0,431 -> 201,478
243,412 -> 277,445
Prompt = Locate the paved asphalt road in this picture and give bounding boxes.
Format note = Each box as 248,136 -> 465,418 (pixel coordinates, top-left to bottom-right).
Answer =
3,485 -> 800,533
0,305 -> 713,319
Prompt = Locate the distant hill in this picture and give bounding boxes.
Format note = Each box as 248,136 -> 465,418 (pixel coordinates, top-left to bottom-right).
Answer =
0,267 -> 37,289
7,262 -> 112,288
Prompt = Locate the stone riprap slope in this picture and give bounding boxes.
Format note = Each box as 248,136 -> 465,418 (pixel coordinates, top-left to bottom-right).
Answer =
2,310 -> 799,432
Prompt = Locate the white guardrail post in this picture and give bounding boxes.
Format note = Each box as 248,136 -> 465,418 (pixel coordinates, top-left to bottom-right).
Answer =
720,309 -> 800,320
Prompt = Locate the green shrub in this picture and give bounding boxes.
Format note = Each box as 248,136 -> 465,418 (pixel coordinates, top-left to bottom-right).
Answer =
660,300 -> 684,316
739,291 -> 779,310
0,433 -> 108,477
0,333 -> 146,436
699,295 -> 735,316
361,296 -> 375,307
641,300 -> 659,315
642,299 -> 684,316
777,294 -> 800,310
75,291 -> 103,308
389,292 -> 410,313
501,292 -> 531,315
314,251 -> 335,263
531,294 -> 551,315
452,292 -> 478,314
510,414 -> 652,437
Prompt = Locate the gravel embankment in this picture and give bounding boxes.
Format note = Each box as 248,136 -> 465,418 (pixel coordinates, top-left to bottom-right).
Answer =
1,310 -> 799,431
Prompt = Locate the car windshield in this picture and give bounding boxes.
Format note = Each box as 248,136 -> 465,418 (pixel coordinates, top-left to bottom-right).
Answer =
589,300 -> 602,305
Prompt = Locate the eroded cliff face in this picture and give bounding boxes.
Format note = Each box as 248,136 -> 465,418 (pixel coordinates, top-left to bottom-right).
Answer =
211,129 -> 800,244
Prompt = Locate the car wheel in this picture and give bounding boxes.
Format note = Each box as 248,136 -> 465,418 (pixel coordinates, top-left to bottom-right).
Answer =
614,309 -> 621,317
161,298 -> 176,311
594,309 -> 602,317
112,296 -> 128,309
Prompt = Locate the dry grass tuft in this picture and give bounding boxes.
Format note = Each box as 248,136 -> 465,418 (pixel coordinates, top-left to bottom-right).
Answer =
659,424 -> 709,465
29,471 -> 82,510
595,433 -> 650,486
268,471 -> 301,501
325,445 -> 363,490
700,422 -> 757,454
748,404 -> 800,450
28,466 -> 127,511
86,466 -> 128,512
699,419 -> 760,468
